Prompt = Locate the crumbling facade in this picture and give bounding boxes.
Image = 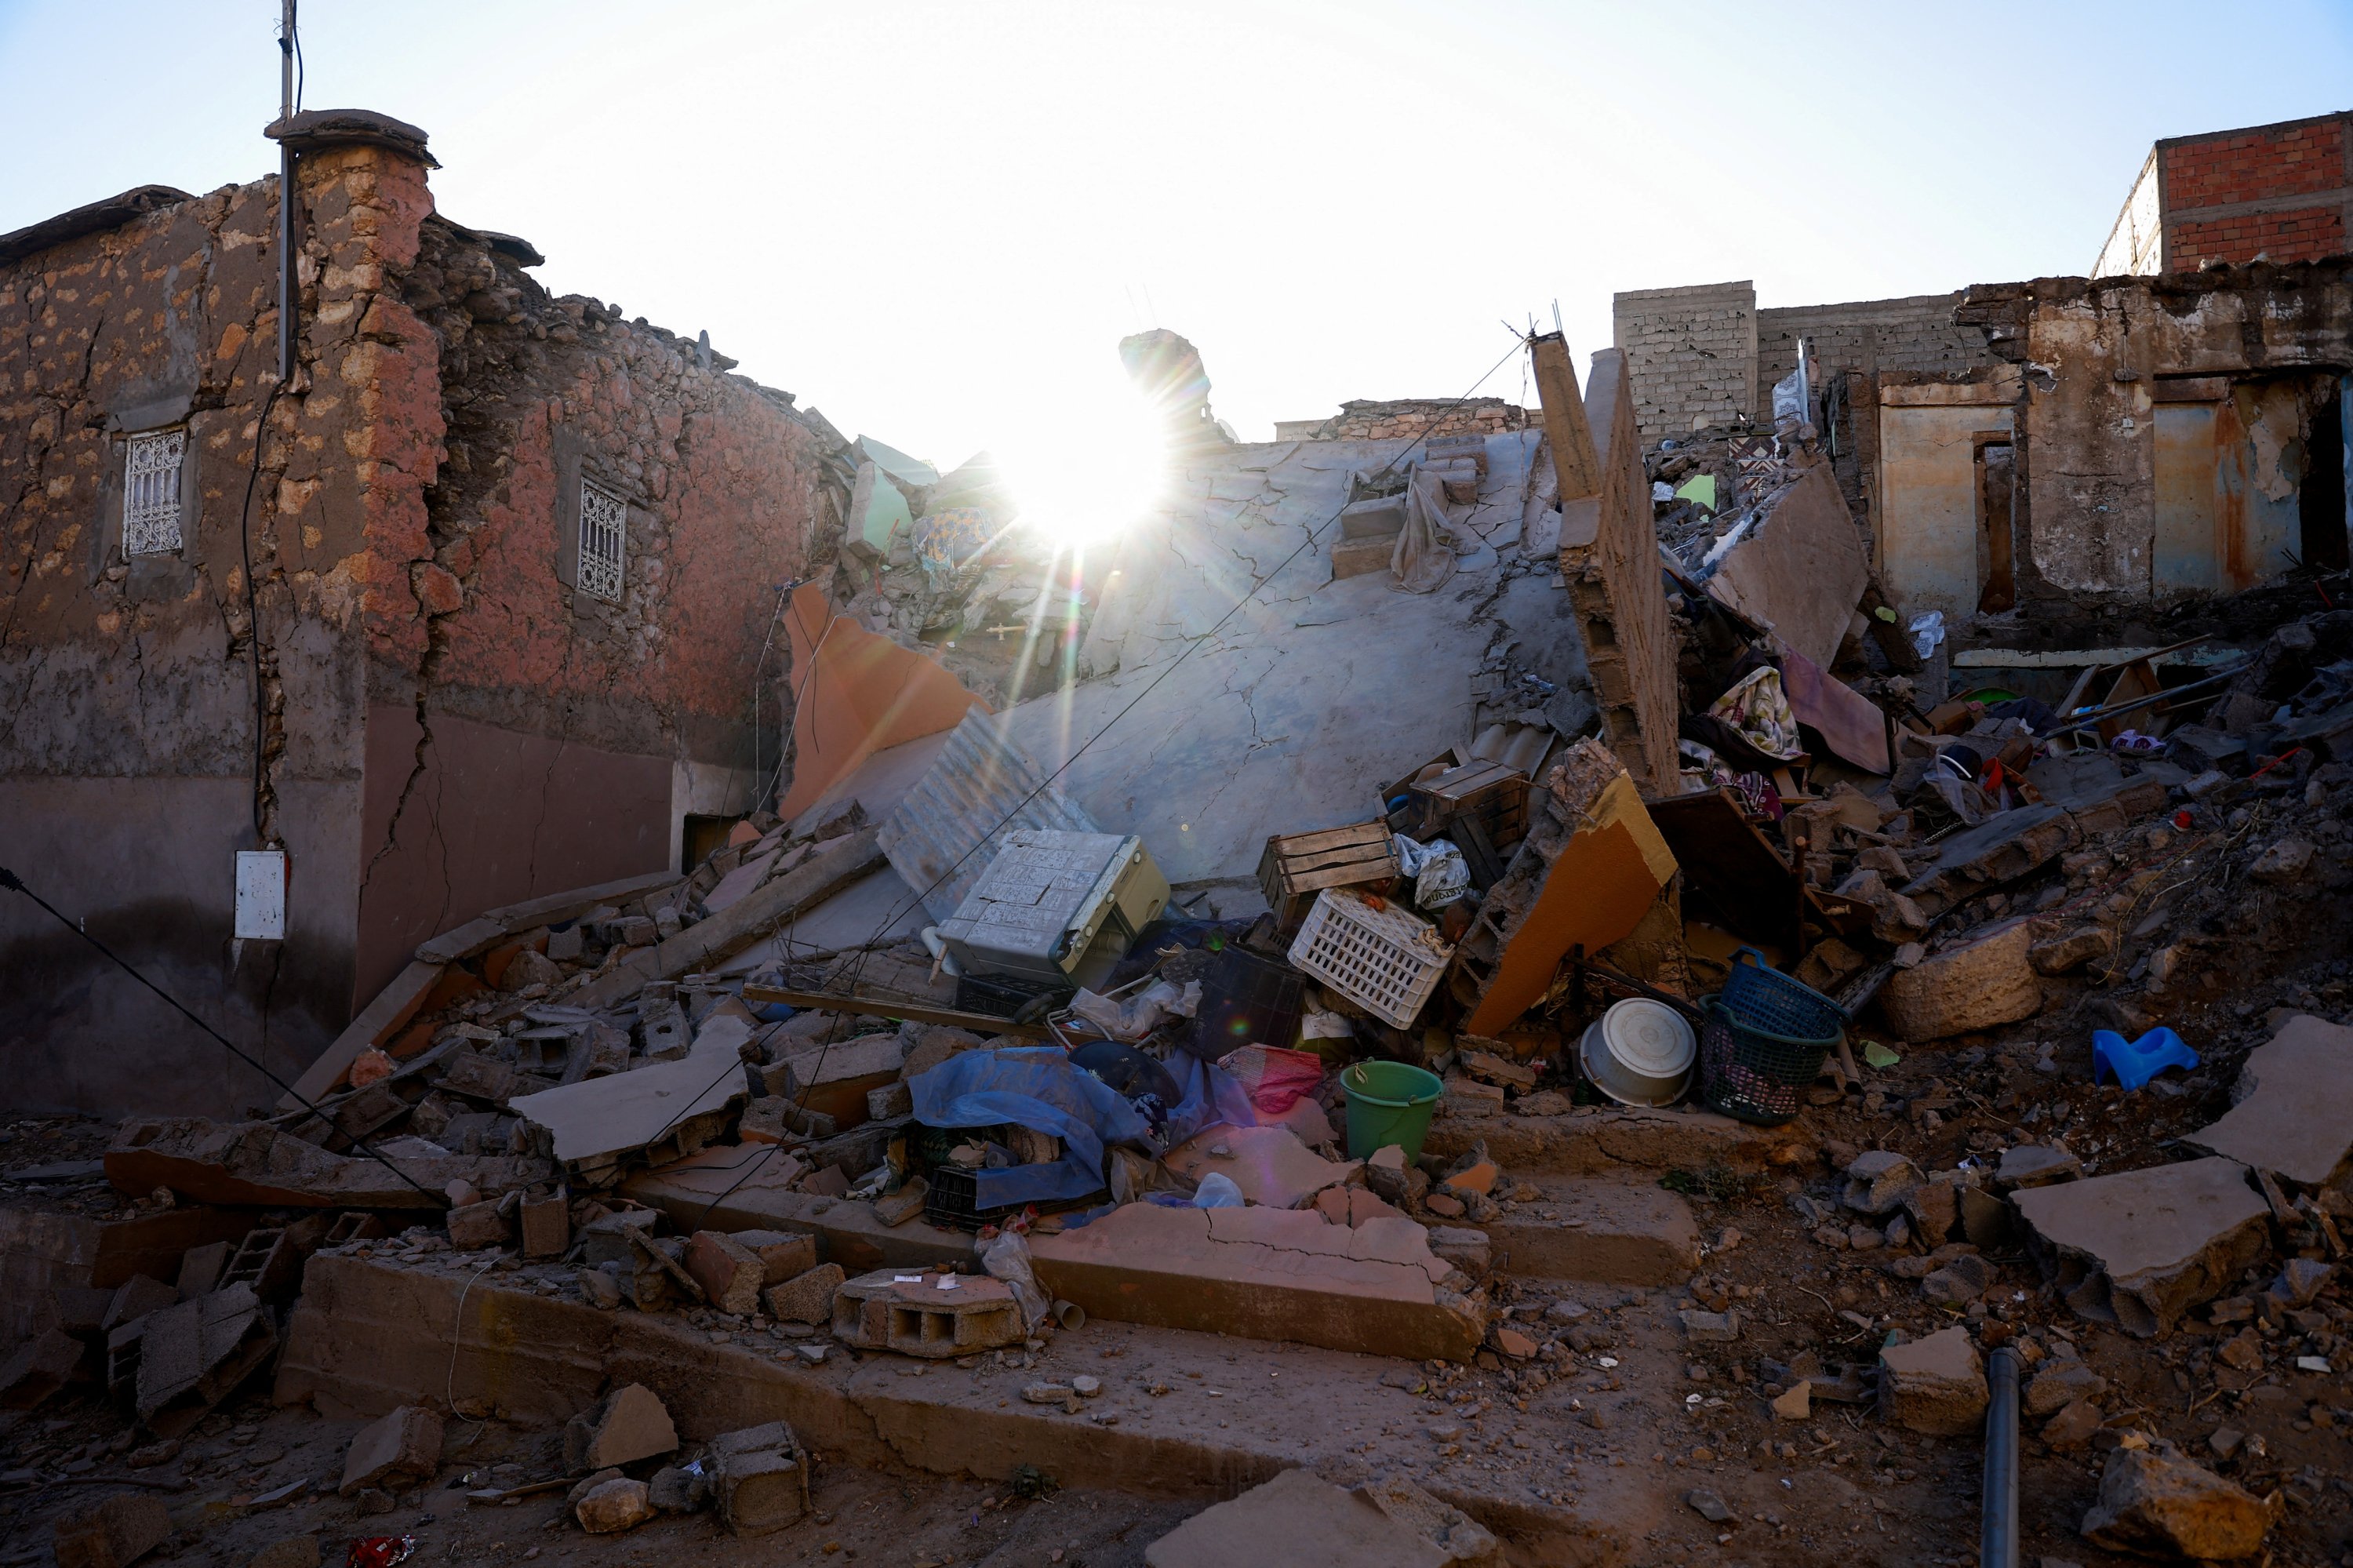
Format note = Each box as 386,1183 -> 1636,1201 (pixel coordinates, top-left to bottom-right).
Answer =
0,114 -> 842,1117
1273,396 -> 1529,444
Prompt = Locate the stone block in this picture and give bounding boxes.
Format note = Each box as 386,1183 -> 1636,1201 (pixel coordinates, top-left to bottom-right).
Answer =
2030,926 -> 2114,976
340,1404 -> 445,1496
831,1268 -> 1024,1357
446,1199 -> 511,1250
707,1421 -> 808,1537
763,1263 -> 846,1326
866,1082 -> 912,1121
1878,920 -> 2042,1042
519,1193 -> 570,1260
2186,1013 -> 2353,1185
575,1477 -> 654,1534
1878,1326 -> 1986,1436
1338,494 -> 1409,540
686,1231 -> 766,1315
2080,1448 -> 2271,1561
648,1464 -> 707,1513
1,1327 -> 85,1410
2041,1399 -> 2103,1450
1843,1151 -> 1922,1216
1919,1253 -> 1994,1305
52,1493 -> 172,1568
2027,1366 -> 2104,1421
2012,1157 -> 2271,1336
730,1228 -> 820,1286
1031,1202 -> 1483,1362
563,1383 -> 678,1474
1482,1179 -> 1697,1286
1332,535 -> 1397,580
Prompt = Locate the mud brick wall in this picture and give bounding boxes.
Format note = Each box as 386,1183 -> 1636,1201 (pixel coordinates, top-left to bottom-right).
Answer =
0,138 -> 842,1116
1317,398 -> 1528,442
1612,282 -> 1757,448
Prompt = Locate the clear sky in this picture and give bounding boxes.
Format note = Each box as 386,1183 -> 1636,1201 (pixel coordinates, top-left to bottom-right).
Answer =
5,0 -> 2351,471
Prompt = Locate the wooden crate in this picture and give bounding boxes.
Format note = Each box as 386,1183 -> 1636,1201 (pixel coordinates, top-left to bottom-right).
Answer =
1401,759 -> 1530,852
1257,821 -> 1399,931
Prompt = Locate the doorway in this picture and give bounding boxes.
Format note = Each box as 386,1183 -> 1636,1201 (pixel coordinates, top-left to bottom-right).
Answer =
2302,375 -> 2349,573
1975,438 -> 2016,613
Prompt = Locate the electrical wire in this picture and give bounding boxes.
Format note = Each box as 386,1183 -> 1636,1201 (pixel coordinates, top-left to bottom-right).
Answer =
0,865 -> 447,1206
678,330 -> 1536,1226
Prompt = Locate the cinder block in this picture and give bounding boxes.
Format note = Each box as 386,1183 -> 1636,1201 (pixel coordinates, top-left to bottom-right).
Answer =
1331,536 -> 1395,580
830,1268 -> 1024,1358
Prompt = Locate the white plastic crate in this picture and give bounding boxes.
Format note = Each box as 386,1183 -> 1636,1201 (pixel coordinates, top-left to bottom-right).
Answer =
1286,887 -> 1454,1029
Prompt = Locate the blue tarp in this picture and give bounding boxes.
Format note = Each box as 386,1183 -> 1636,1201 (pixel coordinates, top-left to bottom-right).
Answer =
907,1046 -> 1255,1209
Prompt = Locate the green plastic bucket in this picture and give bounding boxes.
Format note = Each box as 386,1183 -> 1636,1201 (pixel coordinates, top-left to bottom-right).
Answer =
1341,1060 -> 1445,1161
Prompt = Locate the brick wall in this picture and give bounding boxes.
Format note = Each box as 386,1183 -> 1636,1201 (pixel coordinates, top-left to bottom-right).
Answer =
1612,281 -> 1756,447
2156,112 -> 2353,269
1315,398 -> 1528,442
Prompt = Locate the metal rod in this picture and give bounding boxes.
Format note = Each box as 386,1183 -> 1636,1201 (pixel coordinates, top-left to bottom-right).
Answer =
276,0 -> 296,382
1981,1344 -> 2020,1568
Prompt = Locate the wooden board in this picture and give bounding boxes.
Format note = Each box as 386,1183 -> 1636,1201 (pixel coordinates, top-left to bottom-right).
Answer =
1646,787 -> 1802,955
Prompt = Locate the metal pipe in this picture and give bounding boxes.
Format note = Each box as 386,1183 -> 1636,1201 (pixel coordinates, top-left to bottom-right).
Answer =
277,0 -> 296,382
1981,1344 -> 2020,1568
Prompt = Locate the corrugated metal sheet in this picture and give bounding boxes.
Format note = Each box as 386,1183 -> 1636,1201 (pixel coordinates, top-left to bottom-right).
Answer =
877,708 -> 1100,922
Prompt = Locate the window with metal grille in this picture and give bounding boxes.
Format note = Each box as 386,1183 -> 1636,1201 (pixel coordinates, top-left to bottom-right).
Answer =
122,428 -> 187,555
577,479 -> 627,601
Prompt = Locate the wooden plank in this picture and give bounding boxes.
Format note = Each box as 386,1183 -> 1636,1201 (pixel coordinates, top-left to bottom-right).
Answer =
277,960 -> 446,1111
413,869 -> 680,964
739,986 -> 1051,1041
1285,859 -> 1399,897
1276,842 -> 1398,879
1646,786 -> 1801,954
1266,821 -> 1391,857
569,830 -> 885,1010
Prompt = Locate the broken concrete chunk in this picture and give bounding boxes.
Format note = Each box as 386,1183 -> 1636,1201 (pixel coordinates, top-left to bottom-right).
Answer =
564,1384 -> 678,1474
1146,1467 -> 1453,1568
707,1421 -> 808,1537
1,1328 -> 84,1411
575,1477 -> 655,1534
2041,1398 -> 2104,1450
1997,1143 -> 2082,1191
135,1282 -> 278,1437
2012,1157 -> 2271,1336
1878,921 -> 2043,1042
446,1200 -> 511,1250
1770,1381 -> 1811,1421
2187,1013 -> 2353,1185
1843,1151 -> 1923,1216
519,1191 -> 570,1259
1919,1253 -> 1995,1306
1878,1326 -> 1987,1436
647,1464 -> 707,1514
2079,1446 -> 2271,1561
52,1492 -> 172,1568
1163,1123 -> 1359,1210
729,1228 -> 820,1286
1353,1472 -> 1501,1566
340,1404 -> 445,1497
1424,1227 -> 1491,1282
1899,804 -> 2081,916
763,1263 -> 846,1326
684,1231 -> 766,1315
2030,926 -> 2115,976
246,1537 -> 322,1568
2026,1360 -> 2108,1418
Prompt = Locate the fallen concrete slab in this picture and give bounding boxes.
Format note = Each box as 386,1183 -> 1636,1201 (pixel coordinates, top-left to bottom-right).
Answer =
104,1119 -> 543,1210
275,1251 -> 1656,1557
1144,1467 -> 1448,1568
1482,1181 -> 1698,1286
1897,804 -> 2081,918
510,1020 -> 750,1188
2186,1013 -> 2353,1187
1701,463 -> 1868,675
1028,1202 -> 1483,1362
1162,1125 -> 1359,1210
136,1279 -> 278,1435
2011,1157 -> 2271,1336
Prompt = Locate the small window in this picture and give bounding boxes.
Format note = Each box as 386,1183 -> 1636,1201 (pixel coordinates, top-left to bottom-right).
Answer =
577,479 -> 627,601
123,428 -> 187,555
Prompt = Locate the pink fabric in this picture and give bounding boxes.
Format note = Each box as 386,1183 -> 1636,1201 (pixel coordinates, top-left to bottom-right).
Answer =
1217,1045 -> 1326,1116
1778,648 -> 1889,773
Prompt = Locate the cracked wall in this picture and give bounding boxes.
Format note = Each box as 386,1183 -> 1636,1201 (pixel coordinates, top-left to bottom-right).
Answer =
1,133 -> 838,1114
348,214 -> 837,1002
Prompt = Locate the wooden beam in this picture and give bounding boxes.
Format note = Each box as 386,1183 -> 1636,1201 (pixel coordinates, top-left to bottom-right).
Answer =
740,985 -> 1050,1041
1531,332 -> 1602,503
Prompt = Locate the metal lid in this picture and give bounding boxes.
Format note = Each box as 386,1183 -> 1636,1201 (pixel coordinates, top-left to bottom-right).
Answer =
1598,999 -> 1696,1079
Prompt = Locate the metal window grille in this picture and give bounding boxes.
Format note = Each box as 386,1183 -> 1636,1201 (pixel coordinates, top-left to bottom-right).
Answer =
123,428 -> 187,555
577,479 -> 627,601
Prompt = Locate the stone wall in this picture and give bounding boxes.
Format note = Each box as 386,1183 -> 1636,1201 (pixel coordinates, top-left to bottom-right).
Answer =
1300,398 -> 1529,443
1756,294 -> 1988,417
1611,281 -> 1757,447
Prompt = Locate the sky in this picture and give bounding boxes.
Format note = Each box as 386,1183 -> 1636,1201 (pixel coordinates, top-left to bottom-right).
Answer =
4,0 -> 2351,472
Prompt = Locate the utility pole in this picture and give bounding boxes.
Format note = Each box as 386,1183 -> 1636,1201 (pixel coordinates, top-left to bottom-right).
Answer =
277,0 -> 297,382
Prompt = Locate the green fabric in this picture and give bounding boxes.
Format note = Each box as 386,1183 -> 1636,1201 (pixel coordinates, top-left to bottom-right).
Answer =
1674,474 -> 1717,513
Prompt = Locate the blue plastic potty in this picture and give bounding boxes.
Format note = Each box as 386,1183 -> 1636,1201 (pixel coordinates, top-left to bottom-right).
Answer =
2092,1027 -> 2199,1090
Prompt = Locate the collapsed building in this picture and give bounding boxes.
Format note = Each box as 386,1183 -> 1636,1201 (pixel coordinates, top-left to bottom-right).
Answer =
5,103 -> 2353,1568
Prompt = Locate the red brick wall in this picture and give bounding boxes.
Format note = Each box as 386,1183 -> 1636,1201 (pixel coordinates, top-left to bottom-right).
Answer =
2162,116 -> 2351,267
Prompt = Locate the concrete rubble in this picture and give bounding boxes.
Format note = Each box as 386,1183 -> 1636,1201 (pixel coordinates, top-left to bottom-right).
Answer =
5,97 -> 2353,1568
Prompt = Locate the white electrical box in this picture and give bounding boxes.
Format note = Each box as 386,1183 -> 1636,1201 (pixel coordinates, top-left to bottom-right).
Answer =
235,850 -> 286,940
937,830 -> 1168,991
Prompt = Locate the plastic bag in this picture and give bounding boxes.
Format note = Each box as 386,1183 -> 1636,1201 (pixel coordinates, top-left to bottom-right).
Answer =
1192,1172 -> 1244,1209
1392,833 -> 1471,909
976,1229 -> 1050,1330
1909,609 -> 1946,659
1217,1044 -> 1326,1117
1069,979 -> 1193,1041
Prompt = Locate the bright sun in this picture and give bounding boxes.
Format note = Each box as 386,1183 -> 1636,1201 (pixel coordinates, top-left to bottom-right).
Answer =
996,373 -> 1169,550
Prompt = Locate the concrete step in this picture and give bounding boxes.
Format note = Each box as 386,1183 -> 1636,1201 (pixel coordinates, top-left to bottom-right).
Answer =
277,1251 -> 1665,1563
1424,1102 -> 1802,1180
1483,1180 -> 1700,1288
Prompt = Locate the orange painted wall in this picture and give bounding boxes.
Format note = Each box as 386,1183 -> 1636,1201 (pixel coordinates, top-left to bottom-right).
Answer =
776,583 -> 987,820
